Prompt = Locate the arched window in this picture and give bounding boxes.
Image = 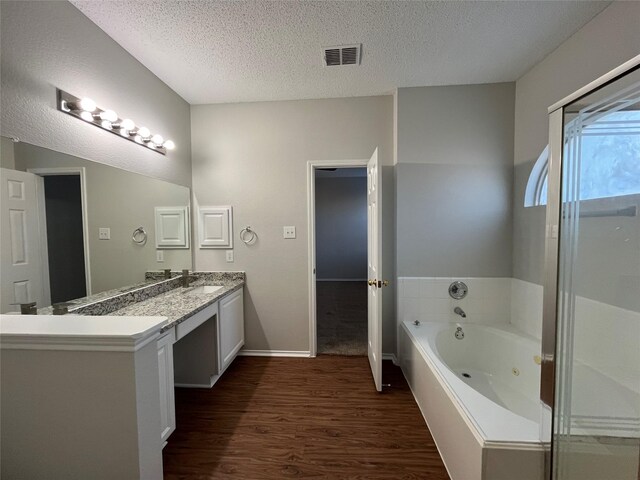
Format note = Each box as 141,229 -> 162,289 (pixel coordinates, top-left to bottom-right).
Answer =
524,145 -> 549,207
524,110 -> 640,207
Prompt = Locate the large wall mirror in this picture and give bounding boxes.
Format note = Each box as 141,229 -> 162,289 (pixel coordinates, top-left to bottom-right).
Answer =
0,137 -> 192,312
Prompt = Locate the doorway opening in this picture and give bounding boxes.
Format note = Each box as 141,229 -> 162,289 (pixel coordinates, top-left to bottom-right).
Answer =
308,151 -> 382,391
314,167 -> 368,355
29,168 -> 91,303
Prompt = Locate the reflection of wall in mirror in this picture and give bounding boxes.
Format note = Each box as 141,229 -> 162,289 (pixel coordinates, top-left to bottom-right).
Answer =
1,136 -> 16,170
11,141 -> 192,295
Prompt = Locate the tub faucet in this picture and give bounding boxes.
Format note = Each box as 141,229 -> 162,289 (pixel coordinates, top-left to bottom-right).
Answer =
454,307 -> 466,318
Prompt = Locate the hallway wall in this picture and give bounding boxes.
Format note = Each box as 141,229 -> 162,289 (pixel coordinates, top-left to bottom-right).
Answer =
315,175 -> 367,281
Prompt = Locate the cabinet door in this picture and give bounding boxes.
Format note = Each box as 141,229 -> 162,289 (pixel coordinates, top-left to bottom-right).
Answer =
157,329 -> 176,446
218,289 -> 244,373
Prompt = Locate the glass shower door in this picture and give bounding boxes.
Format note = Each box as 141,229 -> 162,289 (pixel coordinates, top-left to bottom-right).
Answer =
552,67 -> 640,480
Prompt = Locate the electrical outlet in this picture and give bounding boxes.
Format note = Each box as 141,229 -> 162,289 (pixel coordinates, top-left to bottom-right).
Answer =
156,250 -> 164,262
283,226 -> 296,239
98,227 -> 111,240
226,250 -> 234,263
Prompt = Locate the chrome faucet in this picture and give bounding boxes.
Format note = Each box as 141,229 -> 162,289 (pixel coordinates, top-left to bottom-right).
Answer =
454,307 -> 466,318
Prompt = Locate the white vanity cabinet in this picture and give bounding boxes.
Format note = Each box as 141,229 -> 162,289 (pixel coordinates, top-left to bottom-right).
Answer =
218,288 -> 244,375
157,328 -> 176,446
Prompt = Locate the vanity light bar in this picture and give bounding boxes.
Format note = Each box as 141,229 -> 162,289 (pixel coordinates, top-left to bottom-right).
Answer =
56,89 -> 175,155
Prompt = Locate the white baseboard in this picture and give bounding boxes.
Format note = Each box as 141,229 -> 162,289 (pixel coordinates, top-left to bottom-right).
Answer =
238,349 -> 311,358
382,353 -> 398,365
175,377 -> 216,389
316,278 -> 367,282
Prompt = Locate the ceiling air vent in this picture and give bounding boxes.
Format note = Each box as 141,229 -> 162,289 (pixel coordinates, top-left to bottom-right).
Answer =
322,44 -> 361,67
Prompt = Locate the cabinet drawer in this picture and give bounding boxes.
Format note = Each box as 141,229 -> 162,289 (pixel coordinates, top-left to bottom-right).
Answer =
175,302 -> 218,341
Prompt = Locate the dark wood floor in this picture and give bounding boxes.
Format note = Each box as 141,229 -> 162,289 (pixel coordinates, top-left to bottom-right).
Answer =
163,356 -> 450,479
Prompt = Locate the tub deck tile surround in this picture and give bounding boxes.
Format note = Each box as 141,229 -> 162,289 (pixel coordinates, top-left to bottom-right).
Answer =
163,356 -> 451,479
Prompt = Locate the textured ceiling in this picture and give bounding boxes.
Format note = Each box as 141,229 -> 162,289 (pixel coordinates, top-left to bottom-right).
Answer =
70,1 -> 610,105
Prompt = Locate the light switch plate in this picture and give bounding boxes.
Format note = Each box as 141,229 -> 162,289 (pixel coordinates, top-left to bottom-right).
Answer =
99,227 -> 111,240
226,250 -> 234,262
156,250 -> 164,262
283,226 -> 296,239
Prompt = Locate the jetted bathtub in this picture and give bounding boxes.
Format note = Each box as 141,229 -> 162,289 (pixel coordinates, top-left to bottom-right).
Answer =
399,320 -> 547,480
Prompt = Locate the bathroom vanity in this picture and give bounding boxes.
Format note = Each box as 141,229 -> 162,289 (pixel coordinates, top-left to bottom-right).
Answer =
107,272 -> 245,445
0,272 -> 245,479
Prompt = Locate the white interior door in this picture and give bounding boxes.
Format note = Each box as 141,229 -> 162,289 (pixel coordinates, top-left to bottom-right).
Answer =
0,168 -> 49,313
367,148 -> 382,391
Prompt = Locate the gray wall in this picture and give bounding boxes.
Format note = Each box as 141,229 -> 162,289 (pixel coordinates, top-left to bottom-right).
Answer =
513,1 -> 640,286
315,175 -> 367,280
396,163 -> 513,277
191,96 -> 394,353
0,137 -> 15,170
0,1 -> 192,187
573,194 -> 640,313
396,83 -> 516,278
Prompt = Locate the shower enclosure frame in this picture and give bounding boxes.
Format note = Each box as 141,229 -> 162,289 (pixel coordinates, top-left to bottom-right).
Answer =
540,54 -> 640,478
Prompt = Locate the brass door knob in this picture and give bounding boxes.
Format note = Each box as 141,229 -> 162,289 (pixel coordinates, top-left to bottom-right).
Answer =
368,279 -> 376,286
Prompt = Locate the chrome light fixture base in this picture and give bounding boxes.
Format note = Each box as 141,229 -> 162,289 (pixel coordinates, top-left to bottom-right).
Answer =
56,89 -> 173,155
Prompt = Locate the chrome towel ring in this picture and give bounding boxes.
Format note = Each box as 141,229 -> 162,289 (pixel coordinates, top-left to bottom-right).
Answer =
132,226 -> 147,245
239,226 -> 257,245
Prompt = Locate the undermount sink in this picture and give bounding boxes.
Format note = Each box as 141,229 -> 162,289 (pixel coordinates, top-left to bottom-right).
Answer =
185,285 -> 223,295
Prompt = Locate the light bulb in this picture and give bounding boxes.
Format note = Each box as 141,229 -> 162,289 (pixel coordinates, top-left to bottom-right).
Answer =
99,110 -> 118,122
120,119 -> 135,131
147,142 -> 156,149
163,140 -> 175,150
101,120 -> 113,129
137,127 -> 150,138
60,100 -> 71,112
79,97 -> 97,112
80,111 -> 94,122
134,135 -> 143,144
151,134 -> 164,146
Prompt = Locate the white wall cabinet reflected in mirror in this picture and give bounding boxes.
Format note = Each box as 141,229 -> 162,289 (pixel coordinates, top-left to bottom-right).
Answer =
154,206 -> 190,249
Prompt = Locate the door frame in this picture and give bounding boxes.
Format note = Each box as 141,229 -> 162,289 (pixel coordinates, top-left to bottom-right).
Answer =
307,159 -> 369,358
27,167 -> 92,297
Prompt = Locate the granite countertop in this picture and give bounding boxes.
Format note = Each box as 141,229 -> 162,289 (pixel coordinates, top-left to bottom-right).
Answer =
110,273 -> 244,333
36,272 -> 186,316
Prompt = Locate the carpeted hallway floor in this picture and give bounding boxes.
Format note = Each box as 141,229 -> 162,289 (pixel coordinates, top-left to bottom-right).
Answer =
316,281 -> 367,355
